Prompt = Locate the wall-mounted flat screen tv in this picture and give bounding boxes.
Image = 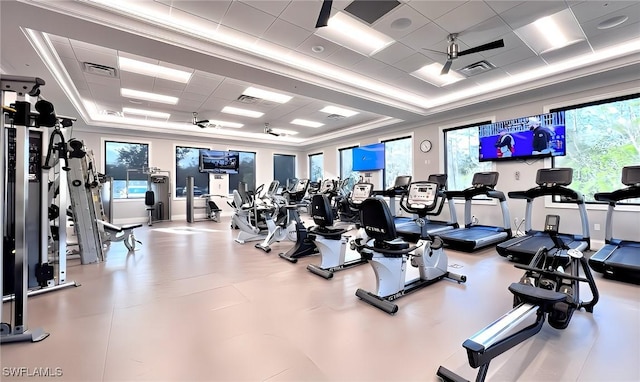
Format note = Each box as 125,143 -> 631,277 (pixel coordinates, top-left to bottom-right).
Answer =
199,150 -> 239,174
479,111 -> 566,162
352,143 -> 385,171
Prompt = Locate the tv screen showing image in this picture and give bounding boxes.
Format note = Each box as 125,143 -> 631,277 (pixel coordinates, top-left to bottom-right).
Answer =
352,143 -> 385,171
479,111 -> 566,162
199,150 -> 239,174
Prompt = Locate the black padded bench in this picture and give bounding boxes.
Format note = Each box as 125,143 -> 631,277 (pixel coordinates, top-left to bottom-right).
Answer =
96,220 -> 142,251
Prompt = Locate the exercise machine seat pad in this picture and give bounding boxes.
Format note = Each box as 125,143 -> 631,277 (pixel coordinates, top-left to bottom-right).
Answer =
508,282 -> 567,308
309,225 -> 347,240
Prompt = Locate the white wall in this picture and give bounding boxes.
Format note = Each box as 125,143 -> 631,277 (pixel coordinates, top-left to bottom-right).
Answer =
303,78 -> 640,247
72,129 -> 304,224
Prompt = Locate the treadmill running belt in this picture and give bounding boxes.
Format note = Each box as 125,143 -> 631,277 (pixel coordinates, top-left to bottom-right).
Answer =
605,245 -> 640,270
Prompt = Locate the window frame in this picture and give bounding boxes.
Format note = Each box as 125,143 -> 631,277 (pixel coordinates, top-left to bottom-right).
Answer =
103,139 -> 151,200
228,150 -> 257,193
308,152 -> 324,183
549,92 -> 640,208
339,144 -> 358,182
381,135 -> 413,189
174,145 -> 210,199
273,153 -> 296,187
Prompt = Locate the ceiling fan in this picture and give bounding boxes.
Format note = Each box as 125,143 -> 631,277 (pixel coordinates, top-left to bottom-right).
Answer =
426,33 -> 505,75
191,112 -> 215,129
264,123 -> 280,137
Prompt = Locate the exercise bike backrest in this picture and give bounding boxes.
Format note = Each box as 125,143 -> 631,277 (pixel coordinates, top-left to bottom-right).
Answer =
359,197 -> 399,243
310,194 -> 335,227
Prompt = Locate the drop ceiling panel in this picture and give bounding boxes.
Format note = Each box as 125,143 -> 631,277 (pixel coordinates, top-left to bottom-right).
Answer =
433,1 -> 497,34
457,16 -> 512,48
371,42 -> 414,65
400,22 -> 449,51
571,1 -> 637,23
501,56 -> 548,76
373,4 -> 432,40
72,47 -> 118,69
326,48 -> 365,69
296,35 -> 342,58
156,0 -> 232,23
584,21 -> 640,50
50,41 -> 76,60
392,52 -> 434,73
240,0 -> 290,17
499,1 -> 570,29
484,1 -> 525,14
84,72 -> 119,86
262,19 -> 311,50
119,71 -> 155,91
407,1 -> 466,21
209,80 -> 246,101
278,1 -> 323,32
484,45 -> 537,68
221,1 -> 276,37
470,68 -> 509,86
539,40 -> 594,64
580,4 -> 640,39
153,78 -> 188,92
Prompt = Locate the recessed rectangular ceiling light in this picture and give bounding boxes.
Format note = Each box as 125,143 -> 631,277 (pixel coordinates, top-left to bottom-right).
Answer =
209,120 -> 243,128
314,11 -> 395,56
118,56 -> 192,83
242,87 -> 292,104
514,9 -> 586,55
122,107 -> 170,119
121,88 -> 179,105
270,128 -> 298,135
411,63 -> 465,87
221,106 -> 264,118
320,105 -> 359,117
291,119 -> 324,128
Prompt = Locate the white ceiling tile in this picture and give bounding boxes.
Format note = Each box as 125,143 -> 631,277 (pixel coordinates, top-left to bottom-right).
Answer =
119,71 -> 155,92
371,42 -> 414,65
153,78 -> 187,92
72,46 -> 118,68
51,41 -> 76,60
373,4 -> 432,40
433,1 -> 498,34
458,15 -> 512,48
400,22 -> 449,51
469,68 -> 509,86
325,48 -> 365,69
485,45 -> 537,68
240,0 -> 290,17
296,35 -> 342,58
585,20 -> 640,50
279,0 -> 324,32
157,0 -> 232,23
580,3 -> 640,40
499,1 -> 569,29
502,56 -> 548,76
393,53 -> 435,73
211,80 -> 247,101
407,1 -> 466,21
539,40 -> 593,64
151,86 -> 183,98
84,72 -> 120,86
262,19 -> 312,50
221,1 -> 276,37
484,1 -> 525,14
571,1 -> 637,23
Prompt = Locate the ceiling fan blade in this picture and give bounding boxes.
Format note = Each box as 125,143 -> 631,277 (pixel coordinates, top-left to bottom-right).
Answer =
458,39 -> 504,56
441,59 -> 453,75
194,119 -> 209,124
421,48 -> 448,56
315,0 -> 333,28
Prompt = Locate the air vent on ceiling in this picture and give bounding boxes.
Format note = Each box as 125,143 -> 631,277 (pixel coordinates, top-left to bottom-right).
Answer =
100,110 -> 123,117
237,95 -> 260,104
326,114 -> 346,120
83,62 -> 118,78
459,60 -> 496,77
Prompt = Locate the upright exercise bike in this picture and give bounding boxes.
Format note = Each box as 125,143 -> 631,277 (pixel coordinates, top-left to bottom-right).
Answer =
354,181 -> 466,314
437,214 -> 599,382
306,182 -> 373,279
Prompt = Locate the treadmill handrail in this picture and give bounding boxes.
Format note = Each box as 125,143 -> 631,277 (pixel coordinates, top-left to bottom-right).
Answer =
508,185 -> 583,202
594,186 -> 640,204
446,185 -> 499,200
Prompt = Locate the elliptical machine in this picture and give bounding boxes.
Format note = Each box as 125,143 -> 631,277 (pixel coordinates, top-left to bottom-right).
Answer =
254,181 -> 297,253
354,181 -> 466,314
437,214 -> 599,382
306,182 -> 373,279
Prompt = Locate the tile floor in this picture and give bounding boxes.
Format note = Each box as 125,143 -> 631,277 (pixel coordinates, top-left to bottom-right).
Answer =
1,219 -> 639,381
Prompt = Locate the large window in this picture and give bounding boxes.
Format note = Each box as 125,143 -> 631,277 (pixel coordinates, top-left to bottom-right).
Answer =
383,136 -> 412,189
444,122 -> 492,191
309,153 -> 323,182
229,151 -> 256,192
553,94 -> 639,203
105,141 -> 149,199
274,154 -> 296,187
339,146 -> 359,190
175,146 -> 209,197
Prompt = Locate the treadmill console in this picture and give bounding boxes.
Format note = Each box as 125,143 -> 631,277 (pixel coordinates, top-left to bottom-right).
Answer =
622,165 -> 640,186
536,168 -> 573,186
351,183 -> 373,205
472,172 -> 499,188
407,182 -> 438,210
543,214 -> 560,234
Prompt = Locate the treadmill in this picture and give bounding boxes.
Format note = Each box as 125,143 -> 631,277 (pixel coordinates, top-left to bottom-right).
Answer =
496,168 -> 590,263
396,174 -> 459,240
589,165 -> 640,283
372,175 -> 412,227
438,172 -> 512,252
